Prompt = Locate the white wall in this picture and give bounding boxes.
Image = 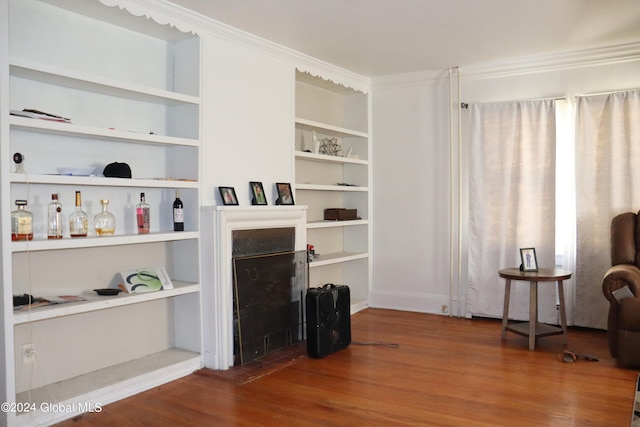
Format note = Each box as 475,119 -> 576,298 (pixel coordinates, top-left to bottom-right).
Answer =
200,36 -> 295,207
371,50 -> 640,317
370,73 -> 454,313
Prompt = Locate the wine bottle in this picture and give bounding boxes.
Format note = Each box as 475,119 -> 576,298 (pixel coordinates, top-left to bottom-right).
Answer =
69,191 -> 88,237
47,193 -> 63,239
136,192 -> 150,234
173,190 -> 184,231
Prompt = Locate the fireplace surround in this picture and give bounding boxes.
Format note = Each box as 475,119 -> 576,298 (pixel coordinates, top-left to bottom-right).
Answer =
201,206 -> 307,369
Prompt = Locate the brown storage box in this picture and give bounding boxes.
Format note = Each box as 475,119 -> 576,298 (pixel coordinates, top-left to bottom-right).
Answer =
324,208 -> 358,221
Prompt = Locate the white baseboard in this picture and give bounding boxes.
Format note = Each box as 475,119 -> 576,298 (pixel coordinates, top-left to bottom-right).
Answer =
369,290 -> 466,317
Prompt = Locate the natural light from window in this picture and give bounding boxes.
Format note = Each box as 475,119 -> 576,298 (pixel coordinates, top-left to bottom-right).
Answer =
555,98 -> 576,271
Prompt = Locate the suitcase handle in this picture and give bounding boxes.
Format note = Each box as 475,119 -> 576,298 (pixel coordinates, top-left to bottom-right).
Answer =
322,283 -> 336,289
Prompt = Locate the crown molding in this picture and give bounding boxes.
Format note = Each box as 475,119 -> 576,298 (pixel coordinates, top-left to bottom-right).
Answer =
125,0 -> 370,93
463,42 -> 640,80
99,0 -> 198,35
372,42 -> 640,89
107,1 -> 640,92
295,62 -> 371,94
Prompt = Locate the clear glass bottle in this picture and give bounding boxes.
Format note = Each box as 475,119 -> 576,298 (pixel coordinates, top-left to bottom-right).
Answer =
47,193 -> 64,239
173,190 -> 184,231
94,199 -> 116,236
136,192 -> 150,234
11,200 -> 33,241
69,191 -> 88,238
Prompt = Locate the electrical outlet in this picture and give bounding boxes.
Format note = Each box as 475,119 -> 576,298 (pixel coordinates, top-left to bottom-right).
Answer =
22,343 -> 35,364
441,305 -> 449,314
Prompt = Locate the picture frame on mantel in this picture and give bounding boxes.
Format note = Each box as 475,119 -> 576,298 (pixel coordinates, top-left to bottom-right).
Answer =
250,181 -> 267,205
219,186 -> 239,206
275,182 -> 294,205
519,247 -> 538,272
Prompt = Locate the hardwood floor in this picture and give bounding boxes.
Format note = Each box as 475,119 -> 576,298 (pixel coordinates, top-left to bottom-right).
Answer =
58,309 -> 638,426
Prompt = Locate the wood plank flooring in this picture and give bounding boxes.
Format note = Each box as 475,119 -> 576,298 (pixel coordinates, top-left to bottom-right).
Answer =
57,308 -> 639,426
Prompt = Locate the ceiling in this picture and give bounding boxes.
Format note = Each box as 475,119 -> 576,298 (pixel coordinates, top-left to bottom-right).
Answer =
168,0 -> 640,77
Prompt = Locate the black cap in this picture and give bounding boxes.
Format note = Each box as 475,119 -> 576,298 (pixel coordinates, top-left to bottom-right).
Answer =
103,162 -> 131,178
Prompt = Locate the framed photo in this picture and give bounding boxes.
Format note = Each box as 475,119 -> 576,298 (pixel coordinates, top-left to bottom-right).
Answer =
218,186 -> 239,206
250,181 -> 267,205
275,182 -> 295,205
520,247 -> 538,272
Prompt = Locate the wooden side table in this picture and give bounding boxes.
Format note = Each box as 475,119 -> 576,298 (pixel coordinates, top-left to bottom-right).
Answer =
499,267 -> 572,350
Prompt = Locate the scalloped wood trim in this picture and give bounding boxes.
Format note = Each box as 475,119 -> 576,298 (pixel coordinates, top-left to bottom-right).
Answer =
99,0 -> 198,36
296,66 -> 370,94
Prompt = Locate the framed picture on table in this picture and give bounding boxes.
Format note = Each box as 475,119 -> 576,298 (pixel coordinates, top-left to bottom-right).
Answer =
519,247 -> 538,272
219,186 -> 239,206
250,181 -> 267,205
275,182 -> 294,205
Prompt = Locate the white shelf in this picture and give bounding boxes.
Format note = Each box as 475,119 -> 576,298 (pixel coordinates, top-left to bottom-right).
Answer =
295,71 -> 370,311
11,231 -> 199,252
296,183 -> 368,192
3,1 -> 202,424
10,57 -> 199,106
14,281 -> 199,325
10,173 -> 199,188
295,150 -> 368,165
10,115 -> 200,147
307,219 -> 369,229
310,251 -> 368,267
295,117 -> 368,138
15,348 -> 201,425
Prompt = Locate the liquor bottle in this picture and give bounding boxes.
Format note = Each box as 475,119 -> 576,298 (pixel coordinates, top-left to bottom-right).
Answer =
69,191 -> 88,238
11,200 -> 33,241
136,192 -> 150,234
173,190 -> 184,231
47,193 -> 63,239
94,199 -> 116,236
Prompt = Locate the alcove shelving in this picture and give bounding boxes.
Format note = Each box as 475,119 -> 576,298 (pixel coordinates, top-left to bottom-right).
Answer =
294,70 -> 371,313
1,0 -> 202,425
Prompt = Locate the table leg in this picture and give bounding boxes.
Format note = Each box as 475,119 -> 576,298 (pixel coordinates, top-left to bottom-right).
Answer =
529,281 -> 537,351
501,279 -> 511,340
557,280 -> 568,345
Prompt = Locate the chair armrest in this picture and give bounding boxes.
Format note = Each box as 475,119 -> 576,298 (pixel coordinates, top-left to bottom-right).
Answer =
602,264 -> 640,303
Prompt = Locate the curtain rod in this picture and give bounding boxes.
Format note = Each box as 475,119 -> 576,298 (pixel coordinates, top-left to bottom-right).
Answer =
461,95 -> 566,108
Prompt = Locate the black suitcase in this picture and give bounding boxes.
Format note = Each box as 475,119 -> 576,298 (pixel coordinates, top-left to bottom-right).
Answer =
306,284 -> 351,358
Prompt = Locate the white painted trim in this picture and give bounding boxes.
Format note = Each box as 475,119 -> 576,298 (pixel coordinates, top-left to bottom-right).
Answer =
144,0 -> 371,93
369,290 -> 465,318
201,206 -> 307,370
373,42 -> 640,89
463,41 -> 640,80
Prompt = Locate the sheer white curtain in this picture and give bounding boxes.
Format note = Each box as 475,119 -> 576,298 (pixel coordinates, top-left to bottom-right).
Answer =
574,90 -> 640,329
466,100 -> 557,322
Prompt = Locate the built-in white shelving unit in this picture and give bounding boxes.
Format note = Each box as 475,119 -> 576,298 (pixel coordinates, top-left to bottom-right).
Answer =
294,70 -> 371,313
1,0 -> 202,425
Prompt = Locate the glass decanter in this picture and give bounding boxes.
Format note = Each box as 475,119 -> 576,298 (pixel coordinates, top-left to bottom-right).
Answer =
11,200 -> 33,241
94,199 -> 116,236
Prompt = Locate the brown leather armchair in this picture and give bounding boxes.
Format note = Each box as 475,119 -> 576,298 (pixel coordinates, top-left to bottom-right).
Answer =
602,212 -> 640,368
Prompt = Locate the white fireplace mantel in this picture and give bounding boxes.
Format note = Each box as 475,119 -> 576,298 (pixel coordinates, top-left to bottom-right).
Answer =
200,206 -> 307,369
